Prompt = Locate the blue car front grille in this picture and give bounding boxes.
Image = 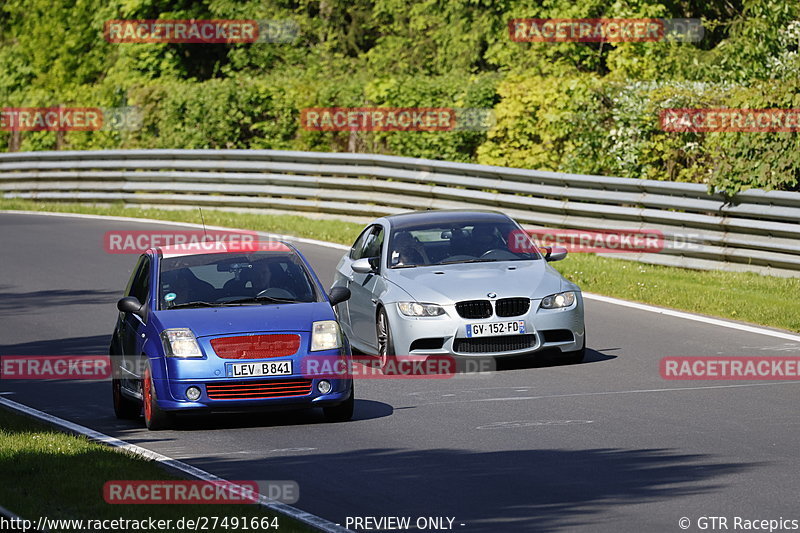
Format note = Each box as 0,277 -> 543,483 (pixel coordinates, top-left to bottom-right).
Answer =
205,378 -> 313,400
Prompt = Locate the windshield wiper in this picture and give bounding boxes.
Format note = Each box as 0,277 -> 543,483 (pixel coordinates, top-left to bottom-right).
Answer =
167,301 -> 224,309
435,258 -> 499,265
224,295 -> 299,305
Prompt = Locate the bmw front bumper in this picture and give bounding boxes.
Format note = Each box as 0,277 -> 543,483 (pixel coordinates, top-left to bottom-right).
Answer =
385,294 -> 585,358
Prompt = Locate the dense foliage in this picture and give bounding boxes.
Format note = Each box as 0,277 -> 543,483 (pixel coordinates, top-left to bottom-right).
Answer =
1,0 -> 798,194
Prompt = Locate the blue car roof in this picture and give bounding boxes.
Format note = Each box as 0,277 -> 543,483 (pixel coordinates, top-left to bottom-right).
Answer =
153,240 -> 295,259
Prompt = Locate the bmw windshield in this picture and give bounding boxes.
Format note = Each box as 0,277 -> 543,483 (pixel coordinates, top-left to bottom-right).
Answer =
387,220 -> 541,268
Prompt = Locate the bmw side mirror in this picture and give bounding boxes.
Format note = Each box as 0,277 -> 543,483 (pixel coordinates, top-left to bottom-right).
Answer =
328,286 -> 351,306
351,257 -> 376,274
117,296 -> 145,319
541,246 -> 568,262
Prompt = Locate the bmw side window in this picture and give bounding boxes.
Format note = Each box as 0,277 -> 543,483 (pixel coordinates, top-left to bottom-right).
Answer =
363,227 -> 384,259
350,226 -> 377,260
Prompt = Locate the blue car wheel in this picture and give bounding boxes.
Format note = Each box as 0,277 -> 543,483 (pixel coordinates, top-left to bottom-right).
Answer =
323,383 -> 354,422
112,377 -> 140,420
143,361 -> 174,430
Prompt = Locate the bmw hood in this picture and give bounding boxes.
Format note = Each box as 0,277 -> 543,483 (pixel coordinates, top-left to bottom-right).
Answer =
152,302 -> 335,337
387,260 -> 569,304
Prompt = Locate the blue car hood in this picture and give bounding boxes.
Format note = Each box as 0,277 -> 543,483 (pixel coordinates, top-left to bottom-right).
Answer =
152,302 -> 335,337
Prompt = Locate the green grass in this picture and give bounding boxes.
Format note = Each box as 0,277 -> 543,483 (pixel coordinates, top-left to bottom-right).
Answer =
0,407 -> 312,533
2,197 -> 799,333
0,197 -> 363,246
559,254 -> 800,332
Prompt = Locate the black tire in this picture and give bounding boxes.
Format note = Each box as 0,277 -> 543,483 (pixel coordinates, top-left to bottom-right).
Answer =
323,385 -> 354,422
376,308 -> 396,374
142,361 -> 173,430
112,378 -> 141,419
563,334 -> 586,364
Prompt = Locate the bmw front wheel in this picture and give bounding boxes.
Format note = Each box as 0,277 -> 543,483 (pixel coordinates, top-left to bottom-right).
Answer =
376,308 -> 396,374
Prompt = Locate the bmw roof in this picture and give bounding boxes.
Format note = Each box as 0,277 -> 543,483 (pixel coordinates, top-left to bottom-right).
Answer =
384,210 -> 512,229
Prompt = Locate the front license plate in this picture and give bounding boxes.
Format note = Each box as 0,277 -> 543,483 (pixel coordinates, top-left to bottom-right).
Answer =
466,321 -> 526,338
226,360 -> 292,378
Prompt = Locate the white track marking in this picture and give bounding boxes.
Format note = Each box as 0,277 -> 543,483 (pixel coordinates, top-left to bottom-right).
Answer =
741,343 -> 800,352
415,381 -> 800,406
476,420 -> 593,430
0,210 -> 350,251
408,386 -> 539,396
0,396 -> 351,533
582,293 -> 800,342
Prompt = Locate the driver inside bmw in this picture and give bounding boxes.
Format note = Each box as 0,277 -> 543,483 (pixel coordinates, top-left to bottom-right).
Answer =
471,225 -> 503,256
391,231 -> 425,266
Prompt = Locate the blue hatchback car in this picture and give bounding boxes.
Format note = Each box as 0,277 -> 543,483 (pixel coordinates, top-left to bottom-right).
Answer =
110,240 -> 353,430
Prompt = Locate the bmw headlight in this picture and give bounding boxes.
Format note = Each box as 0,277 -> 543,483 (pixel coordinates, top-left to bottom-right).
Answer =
311,320 -> 342,351
540,291 -> 576,309
397,302 -> 445,317
161,328 -> 203,358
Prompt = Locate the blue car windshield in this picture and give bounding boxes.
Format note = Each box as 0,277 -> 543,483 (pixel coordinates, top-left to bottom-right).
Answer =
387,221 -> 541,268
158,251 -> 318,309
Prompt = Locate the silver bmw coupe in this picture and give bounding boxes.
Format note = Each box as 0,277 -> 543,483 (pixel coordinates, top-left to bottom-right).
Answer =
332,210 -> 586,369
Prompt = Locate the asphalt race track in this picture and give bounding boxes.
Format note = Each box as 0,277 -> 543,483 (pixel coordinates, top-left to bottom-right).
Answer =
1,212 -> 799,532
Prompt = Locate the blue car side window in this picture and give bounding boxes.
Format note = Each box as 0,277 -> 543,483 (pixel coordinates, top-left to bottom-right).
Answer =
124,255 -> 146,299
130,258 -> 150,306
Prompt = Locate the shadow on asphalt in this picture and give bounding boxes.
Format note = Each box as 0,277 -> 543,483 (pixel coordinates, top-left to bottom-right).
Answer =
495,348 -> 616,371
352,348 -> 617,374
0,334 -> 111,356
153,399 -> 394,432
184,446 -> 756,532
0,288 -> 119,316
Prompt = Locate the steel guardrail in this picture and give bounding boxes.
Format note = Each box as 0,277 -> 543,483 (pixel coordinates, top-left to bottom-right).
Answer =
2,149 -> 799,277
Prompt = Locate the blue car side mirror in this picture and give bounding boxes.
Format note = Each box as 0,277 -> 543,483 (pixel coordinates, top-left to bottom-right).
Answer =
117,296 -> 145,319
328,287 -> 351,306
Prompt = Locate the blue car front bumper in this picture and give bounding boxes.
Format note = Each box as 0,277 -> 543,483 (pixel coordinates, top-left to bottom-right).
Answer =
152,346 -> 353,412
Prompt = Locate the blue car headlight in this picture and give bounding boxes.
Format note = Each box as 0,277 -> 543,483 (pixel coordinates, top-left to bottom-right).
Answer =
161,328 -> 203,358
540,291 -> 576,309
397,302 -> 445,317
310,320 -> 342,351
